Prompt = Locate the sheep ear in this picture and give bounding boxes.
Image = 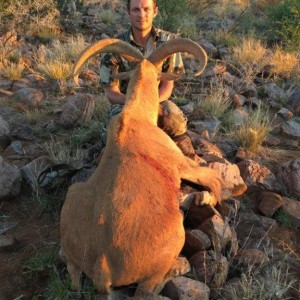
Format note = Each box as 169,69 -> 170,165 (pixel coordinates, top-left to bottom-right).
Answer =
158,72 -> 181,81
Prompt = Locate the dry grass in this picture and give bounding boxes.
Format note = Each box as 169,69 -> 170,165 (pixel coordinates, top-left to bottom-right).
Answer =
231,37 -> 267,66
2,0 -> 61,35
0,61 -> 26,80
234,105 -> 273,153
93,93 -> 110,123
35,35 -> 87,82
42,136 -> 84,165
37,60 -> 72,81
218,263 -> 297,300
196,82 -> 232,118
269,46 -> 299,78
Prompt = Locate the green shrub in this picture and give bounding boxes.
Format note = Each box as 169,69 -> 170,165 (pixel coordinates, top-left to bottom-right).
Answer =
156,0 -> 188,32
266,0 -> 300,50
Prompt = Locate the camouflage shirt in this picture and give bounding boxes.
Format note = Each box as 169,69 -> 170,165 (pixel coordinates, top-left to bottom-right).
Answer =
100,26 -> 185,94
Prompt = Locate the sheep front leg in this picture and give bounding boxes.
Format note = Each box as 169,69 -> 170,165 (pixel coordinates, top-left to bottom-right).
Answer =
179,157 -> 222,207
67,260 -> 82,290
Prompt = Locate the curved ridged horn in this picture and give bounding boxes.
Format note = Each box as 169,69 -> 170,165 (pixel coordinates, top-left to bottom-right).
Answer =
148,38 -> 207,77
73,38 -> 144,85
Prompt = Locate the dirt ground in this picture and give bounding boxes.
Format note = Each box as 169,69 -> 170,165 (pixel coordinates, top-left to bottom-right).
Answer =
0,188 -> 61,300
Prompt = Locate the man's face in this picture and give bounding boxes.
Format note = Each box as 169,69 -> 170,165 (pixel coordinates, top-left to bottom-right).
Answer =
128,0 -> 158,33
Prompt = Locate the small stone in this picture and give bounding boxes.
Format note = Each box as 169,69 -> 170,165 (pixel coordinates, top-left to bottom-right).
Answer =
0,235 -> 15,249
232,248 -> 269,272
258,192 -> 283,217
198,214 -> 233,253
184,201 -> 216,229
14,87 -> 43,108
189,251 -> 228,288
182,229 -> 211,258
162,276 -> 210,300
282,197 -> 300,228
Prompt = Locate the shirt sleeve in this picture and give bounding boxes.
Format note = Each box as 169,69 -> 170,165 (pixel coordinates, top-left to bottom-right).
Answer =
164,52 -> 185,75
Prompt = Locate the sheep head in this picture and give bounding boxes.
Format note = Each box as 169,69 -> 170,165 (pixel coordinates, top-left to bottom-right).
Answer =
72,38 -> 207,85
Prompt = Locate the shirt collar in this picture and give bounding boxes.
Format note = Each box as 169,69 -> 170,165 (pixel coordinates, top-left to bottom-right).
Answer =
127,26 -> 159,45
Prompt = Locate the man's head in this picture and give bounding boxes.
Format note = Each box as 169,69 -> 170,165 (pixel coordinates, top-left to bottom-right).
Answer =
127,0 -> 158,33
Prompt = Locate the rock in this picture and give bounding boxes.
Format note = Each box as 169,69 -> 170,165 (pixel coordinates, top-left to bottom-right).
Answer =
20,156 -> 53,190
0,79 -> 12,90
198,214 -> 233,253
238,159 -> 281,192
208,160 -> 247,199
189,251 -> 228,288
258,191 -> 283,217
194,138 -> 224,157
217,45 -> 230,59
280,119 -> 300,140
173,134 -> 196,159
0,106 -> 34,141
277,158 -> 300,197
263,134 -> 281,146
229,107 -> 249,126
14,87 -> 43,108
216,139 -> 239,161
245,96 -> 262,108
263,83 -> 286,101
189,117 -> 221,139
0,235 -> 16,249
199,39 -> 218,58
202,64 -> 226,78
282,197 -> 300,228
232,249 -> 270,271
232,94 -> 247,108
11,78 -> 32,92
182,229 -> 211,258
162,276 -> 210,300
59,93 -> 96,129
287,86 -> 300,115
184,201 -> 216,229
216,198 -> 240,220
180,102 -> 195,115
0,116 -> 11,149
277,107 -> 294,120
235,212 -> 277,250
0,156 -> 22,200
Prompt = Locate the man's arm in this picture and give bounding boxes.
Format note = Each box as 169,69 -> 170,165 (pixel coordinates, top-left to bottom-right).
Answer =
158,80 -> 174,102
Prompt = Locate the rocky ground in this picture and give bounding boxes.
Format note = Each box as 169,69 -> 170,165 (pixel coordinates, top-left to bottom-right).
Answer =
0,2 -> 300,299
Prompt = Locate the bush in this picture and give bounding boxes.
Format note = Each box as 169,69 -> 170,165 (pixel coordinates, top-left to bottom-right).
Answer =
266,0 -> 300,50
156,0 -> 188,32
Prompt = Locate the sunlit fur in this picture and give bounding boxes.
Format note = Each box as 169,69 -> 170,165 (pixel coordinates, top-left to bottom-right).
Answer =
60,60 -> 222,296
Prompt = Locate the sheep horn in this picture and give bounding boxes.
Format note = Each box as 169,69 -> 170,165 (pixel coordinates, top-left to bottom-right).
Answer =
73,39 -> 144,85
148,38 -> 207,77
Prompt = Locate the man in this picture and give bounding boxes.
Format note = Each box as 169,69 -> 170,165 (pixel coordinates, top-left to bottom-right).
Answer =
100,0 -> 188,140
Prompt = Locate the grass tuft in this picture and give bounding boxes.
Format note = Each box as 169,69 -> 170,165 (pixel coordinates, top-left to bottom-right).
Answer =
231,36 -> 267,66
269,46 -> 299,78
230,104 -> 273,152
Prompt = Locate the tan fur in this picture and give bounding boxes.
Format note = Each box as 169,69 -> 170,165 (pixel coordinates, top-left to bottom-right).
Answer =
60,60 -> 222,296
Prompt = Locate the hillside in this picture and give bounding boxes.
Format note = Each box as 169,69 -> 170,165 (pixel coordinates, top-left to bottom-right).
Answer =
0,0 -> 299,299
